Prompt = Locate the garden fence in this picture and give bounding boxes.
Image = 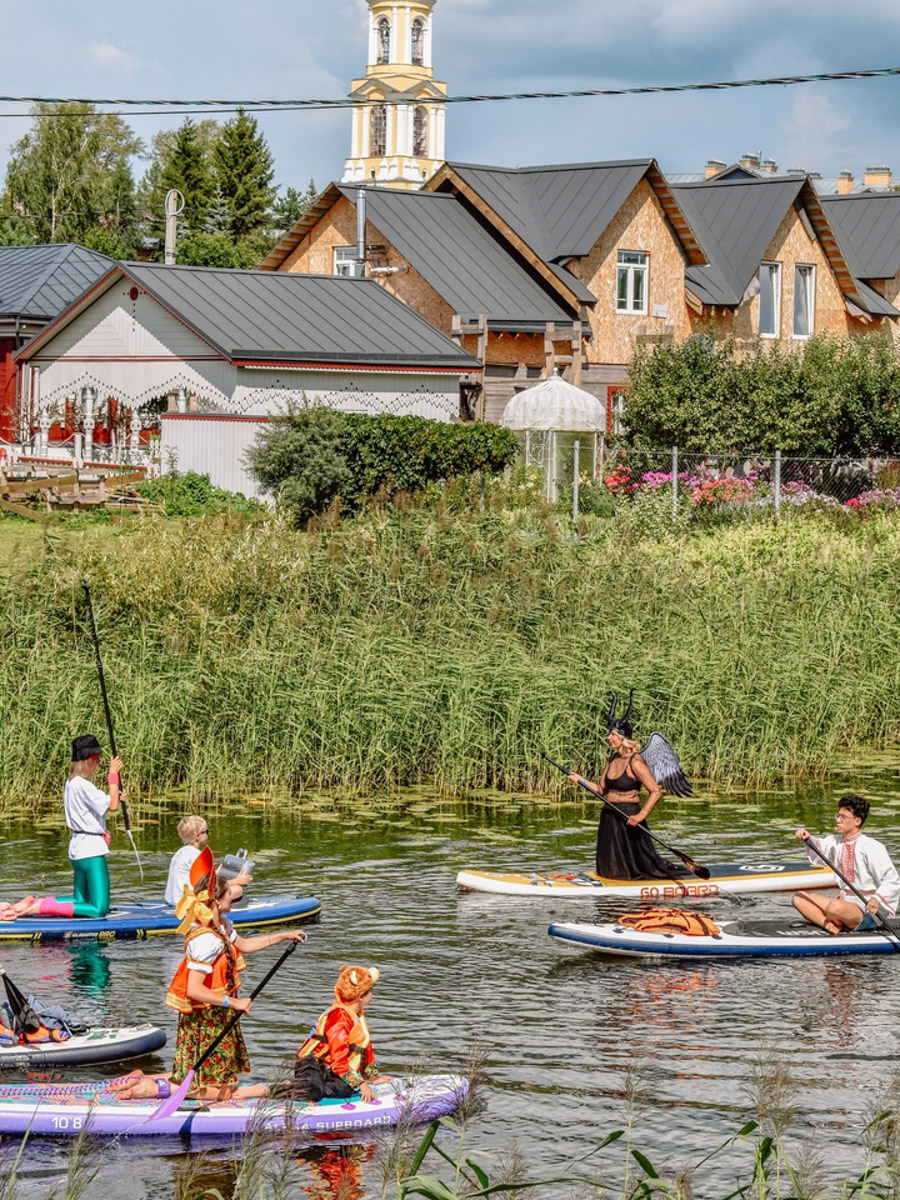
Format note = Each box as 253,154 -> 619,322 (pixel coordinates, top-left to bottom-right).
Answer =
538,439 -> 899,521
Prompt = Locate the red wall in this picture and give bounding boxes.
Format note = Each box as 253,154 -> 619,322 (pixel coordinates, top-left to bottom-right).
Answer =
0,338 -> 16,442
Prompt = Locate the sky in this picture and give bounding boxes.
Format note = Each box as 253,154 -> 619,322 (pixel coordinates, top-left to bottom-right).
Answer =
1,0 -> 900,197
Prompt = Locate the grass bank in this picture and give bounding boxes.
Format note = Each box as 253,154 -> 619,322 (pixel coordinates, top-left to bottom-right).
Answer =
2,501 -> 899,806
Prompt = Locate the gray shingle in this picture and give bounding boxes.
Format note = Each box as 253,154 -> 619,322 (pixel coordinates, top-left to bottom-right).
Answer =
340,187 -> 576,327
0,244 -> 115,321
122,263 -> 481,367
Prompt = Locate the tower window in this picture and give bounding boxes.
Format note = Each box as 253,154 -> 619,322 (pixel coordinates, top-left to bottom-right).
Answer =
413,106 -> 428,158
370,105 -> 387,157
376,17 -> 391,64
411,18 -> 425,66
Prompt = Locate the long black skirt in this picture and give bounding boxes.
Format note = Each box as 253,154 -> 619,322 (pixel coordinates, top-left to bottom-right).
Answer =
595,802 -> 690,880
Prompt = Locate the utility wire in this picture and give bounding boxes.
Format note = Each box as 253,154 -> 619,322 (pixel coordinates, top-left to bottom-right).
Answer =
0,65 -> 897,118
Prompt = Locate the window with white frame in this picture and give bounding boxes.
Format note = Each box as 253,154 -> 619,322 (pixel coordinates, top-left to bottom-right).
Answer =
413,107 -> 428,158
759,262 -> 781,337
411,18 -> 425,65
376,17 -> 391,64
793,264 -> 815,337
370,105 -> 387,157
616,251 -> 648,314
334,246 -> 365,278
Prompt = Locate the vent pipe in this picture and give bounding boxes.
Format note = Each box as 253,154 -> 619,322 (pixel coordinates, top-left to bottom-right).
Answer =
357,189 -> 367,275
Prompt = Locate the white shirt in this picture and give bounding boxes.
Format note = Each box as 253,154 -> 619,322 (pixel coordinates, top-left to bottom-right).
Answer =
185,921 -> 237,973
64,776 -> 111,860
807,832 -> 900,914
165,844 -> 201,908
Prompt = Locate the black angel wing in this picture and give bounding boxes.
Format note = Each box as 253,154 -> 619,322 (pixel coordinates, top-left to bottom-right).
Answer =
640,732 -> 693,797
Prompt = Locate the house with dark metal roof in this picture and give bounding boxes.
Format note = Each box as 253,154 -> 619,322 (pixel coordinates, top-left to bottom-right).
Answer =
671,175 -> 899,343
15,261 -> 481,495
264,160 -> 708,421
821,192 -> 900,337
0,244 -> 114,442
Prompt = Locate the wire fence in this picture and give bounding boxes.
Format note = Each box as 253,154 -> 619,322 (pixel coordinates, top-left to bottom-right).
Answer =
523,435 -> 900,521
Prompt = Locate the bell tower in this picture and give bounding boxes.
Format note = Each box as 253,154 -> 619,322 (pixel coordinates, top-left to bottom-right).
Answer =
342,0 -> 447,190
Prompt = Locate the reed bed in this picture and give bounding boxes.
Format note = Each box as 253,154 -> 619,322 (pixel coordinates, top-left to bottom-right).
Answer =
2,501 -> 900,808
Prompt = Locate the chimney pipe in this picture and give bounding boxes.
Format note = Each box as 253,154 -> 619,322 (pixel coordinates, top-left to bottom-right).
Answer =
357,189 -> 367,275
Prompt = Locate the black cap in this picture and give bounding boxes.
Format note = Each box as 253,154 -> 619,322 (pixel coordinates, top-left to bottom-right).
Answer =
72,735 -> 103,762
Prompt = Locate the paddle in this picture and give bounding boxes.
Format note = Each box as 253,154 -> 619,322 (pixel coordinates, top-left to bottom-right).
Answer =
0,968 -> 42,1038
81,583 -> 143,883
802,835 -> 900,951
543,752 -> 711,880
145,938 -> 301,1122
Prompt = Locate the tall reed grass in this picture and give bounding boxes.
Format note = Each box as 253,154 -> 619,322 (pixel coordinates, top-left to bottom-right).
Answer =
2,499 -> 900,807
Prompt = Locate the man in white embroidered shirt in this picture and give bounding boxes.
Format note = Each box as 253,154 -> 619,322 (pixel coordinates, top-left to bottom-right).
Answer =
792,794 -> 900,934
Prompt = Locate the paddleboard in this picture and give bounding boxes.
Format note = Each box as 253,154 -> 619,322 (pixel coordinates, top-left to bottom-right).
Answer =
549,918 -> 900,958
456,861 -> 835,900
0,895 -> 321,943
0,1074 -> 465,1138
0,1025 -> 166,1069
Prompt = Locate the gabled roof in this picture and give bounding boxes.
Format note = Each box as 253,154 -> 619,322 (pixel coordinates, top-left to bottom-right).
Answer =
0,243 -> 115,322
671,176 -> 881,313
18,263 -> 482,371
429,159 -> 707,267
338,186 -> 577,328
821,193 -> 900,280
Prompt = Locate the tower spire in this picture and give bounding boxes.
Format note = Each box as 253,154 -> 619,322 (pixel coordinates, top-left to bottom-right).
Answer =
343,0 -> 446,190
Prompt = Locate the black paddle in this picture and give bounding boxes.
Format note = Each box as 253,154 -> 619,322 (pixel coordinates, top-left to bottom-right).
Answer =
802,835 -> 900,951
543,752 -> 711,880
146,938 -> 302,1122
81,583 -> 143,882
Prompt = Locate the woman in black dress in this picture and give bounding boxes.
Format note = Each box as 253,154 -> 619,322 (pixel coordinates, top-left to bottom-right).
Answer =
569,693 -> 689,880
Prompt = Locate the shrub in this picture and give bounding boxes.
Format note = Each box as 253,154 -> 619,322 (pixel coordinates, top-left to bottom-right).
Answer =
247,406 -> 352,526
135,471 -> 261,517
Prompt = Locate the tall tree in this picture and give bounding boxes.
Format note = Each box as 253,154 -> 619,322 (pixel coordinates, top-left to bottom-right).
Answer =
1,102 -> 142,246
271,179 -> 319,237
138,119 -> 219,248
214,109 -> 276,240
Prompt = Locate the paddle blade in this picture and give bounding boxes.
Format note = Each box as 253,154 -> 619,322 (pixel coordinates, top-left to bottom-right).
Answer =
677,855 -> 711,880
1,971 -> 41,1035
145,1070 -> 194,1122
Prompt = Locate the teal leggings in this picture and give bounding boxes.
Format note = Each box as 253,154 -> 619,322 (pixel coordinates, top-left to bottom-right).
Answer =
56,855 -> 111,919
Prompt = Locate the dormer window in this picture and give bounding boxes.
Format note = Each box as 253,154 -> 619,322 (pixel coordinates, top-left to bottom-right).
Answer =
370,105 -> 387,156
413,106 -> 428,157
376,17 -> 391,64
411,18 -> 425,66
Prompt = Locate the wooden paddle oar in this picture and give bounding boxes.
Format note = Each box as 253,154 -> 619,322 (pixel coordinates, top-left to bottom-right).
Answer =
145,939 -> 301,1122
803,835 -> 900,951
82,583 -> 143,883
543,753 -> 711,880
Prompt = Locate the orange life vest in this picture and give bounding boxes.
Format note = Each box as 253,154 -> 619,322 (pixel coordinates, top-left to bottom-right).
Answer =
618,908 -> 721,937
297,1003 -> 373,1079
165,926 -> 246,1014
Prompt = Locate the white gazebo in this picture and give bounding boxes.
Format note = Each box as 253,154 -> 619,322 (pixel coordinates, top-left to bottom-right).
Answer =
501,372 -> 607,503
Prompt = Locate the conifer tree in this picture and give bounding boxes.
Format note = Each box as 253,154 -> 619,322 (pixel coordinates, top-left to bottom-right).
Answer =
158,118 -> 216,235
214,109 -> 276,240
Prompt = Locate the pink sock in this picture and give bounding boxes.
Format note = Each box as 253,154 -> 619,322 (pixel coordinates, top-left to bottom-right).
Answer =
38,899 -> 74,918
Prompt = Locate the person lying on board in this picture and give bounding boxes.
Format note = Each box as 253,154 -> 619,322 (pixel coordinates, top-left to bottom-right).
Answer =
278,965 -> 392,1104
569,690 -> 691,881
0,735 -> 121,922
164,815 -> 252,908
792,794 -> 900,934
108,846 -> 306,1102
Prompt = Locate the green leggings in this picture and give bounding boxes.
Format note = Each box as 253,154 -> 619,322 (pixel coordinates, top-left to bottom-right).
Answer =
55,855 -> 111,919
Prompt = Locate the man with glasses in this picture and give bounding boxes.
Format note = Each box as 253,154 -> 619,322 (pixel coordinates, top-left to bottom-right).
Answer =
791,795 -> 900,934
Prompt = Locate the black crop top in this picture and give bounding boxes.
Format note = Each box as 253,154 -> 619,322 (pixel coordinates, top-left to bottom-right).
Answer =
605,758 -> 640,792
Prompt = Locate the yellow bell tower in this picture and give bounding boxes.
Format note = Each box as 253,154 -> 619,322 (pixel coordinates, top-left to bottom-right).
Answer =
342,0 -> 447,190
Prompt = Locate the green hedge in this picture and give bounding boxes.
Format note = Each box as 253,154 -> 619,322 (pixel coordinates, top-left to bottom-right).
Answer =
624,333 -> 900,455
247,408 -> 517,524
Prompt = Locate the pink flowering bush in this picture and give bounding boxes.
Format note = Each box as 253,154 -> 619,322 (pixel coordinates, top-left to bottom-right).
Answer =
691,477 -> 756,507
846,488 -> 900,511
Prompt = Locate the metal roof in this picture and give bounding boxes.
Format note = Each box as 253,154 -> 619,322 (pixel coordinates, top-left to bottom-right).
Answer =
0,243 -> 114,322
444,159 -> 705,265
339,186 -> 576,327
821,193 -> 900,279
22,263 -> 483,371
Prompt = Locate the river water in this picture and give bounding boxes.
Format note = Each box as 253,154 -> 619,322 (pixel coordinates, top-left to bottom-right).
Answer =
1,758 -> 900,1199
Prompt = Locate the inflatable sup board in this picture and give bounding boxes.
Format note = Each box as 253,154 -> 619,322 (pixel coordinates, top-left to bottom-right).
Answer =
0,1074 -> 464,1138
0,894 -> 320,943
0,1024 -> 166,1069
549,918 -> 900,958
457,861 -> 834,900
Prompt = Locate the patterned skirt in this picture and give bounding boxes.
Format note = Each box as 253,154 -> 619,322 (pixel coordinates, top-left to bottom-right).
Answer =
170,1007 -> 251,1087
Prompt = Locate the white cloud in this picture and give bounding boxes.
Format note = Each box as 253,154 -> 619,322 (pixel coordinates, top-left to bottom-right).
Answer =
88,40 -> 142,75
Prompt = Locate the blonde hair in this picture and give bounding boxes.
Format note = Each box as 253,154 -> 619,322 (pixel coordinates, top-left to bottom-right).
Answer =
177,815 -> 207,845
69,759 -> 97,779
617,735 -> 641,759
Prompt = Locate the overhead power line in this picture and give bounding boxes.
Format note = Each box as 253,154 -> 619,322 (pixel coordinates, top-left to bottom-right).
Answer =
0,65 -> 897,118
